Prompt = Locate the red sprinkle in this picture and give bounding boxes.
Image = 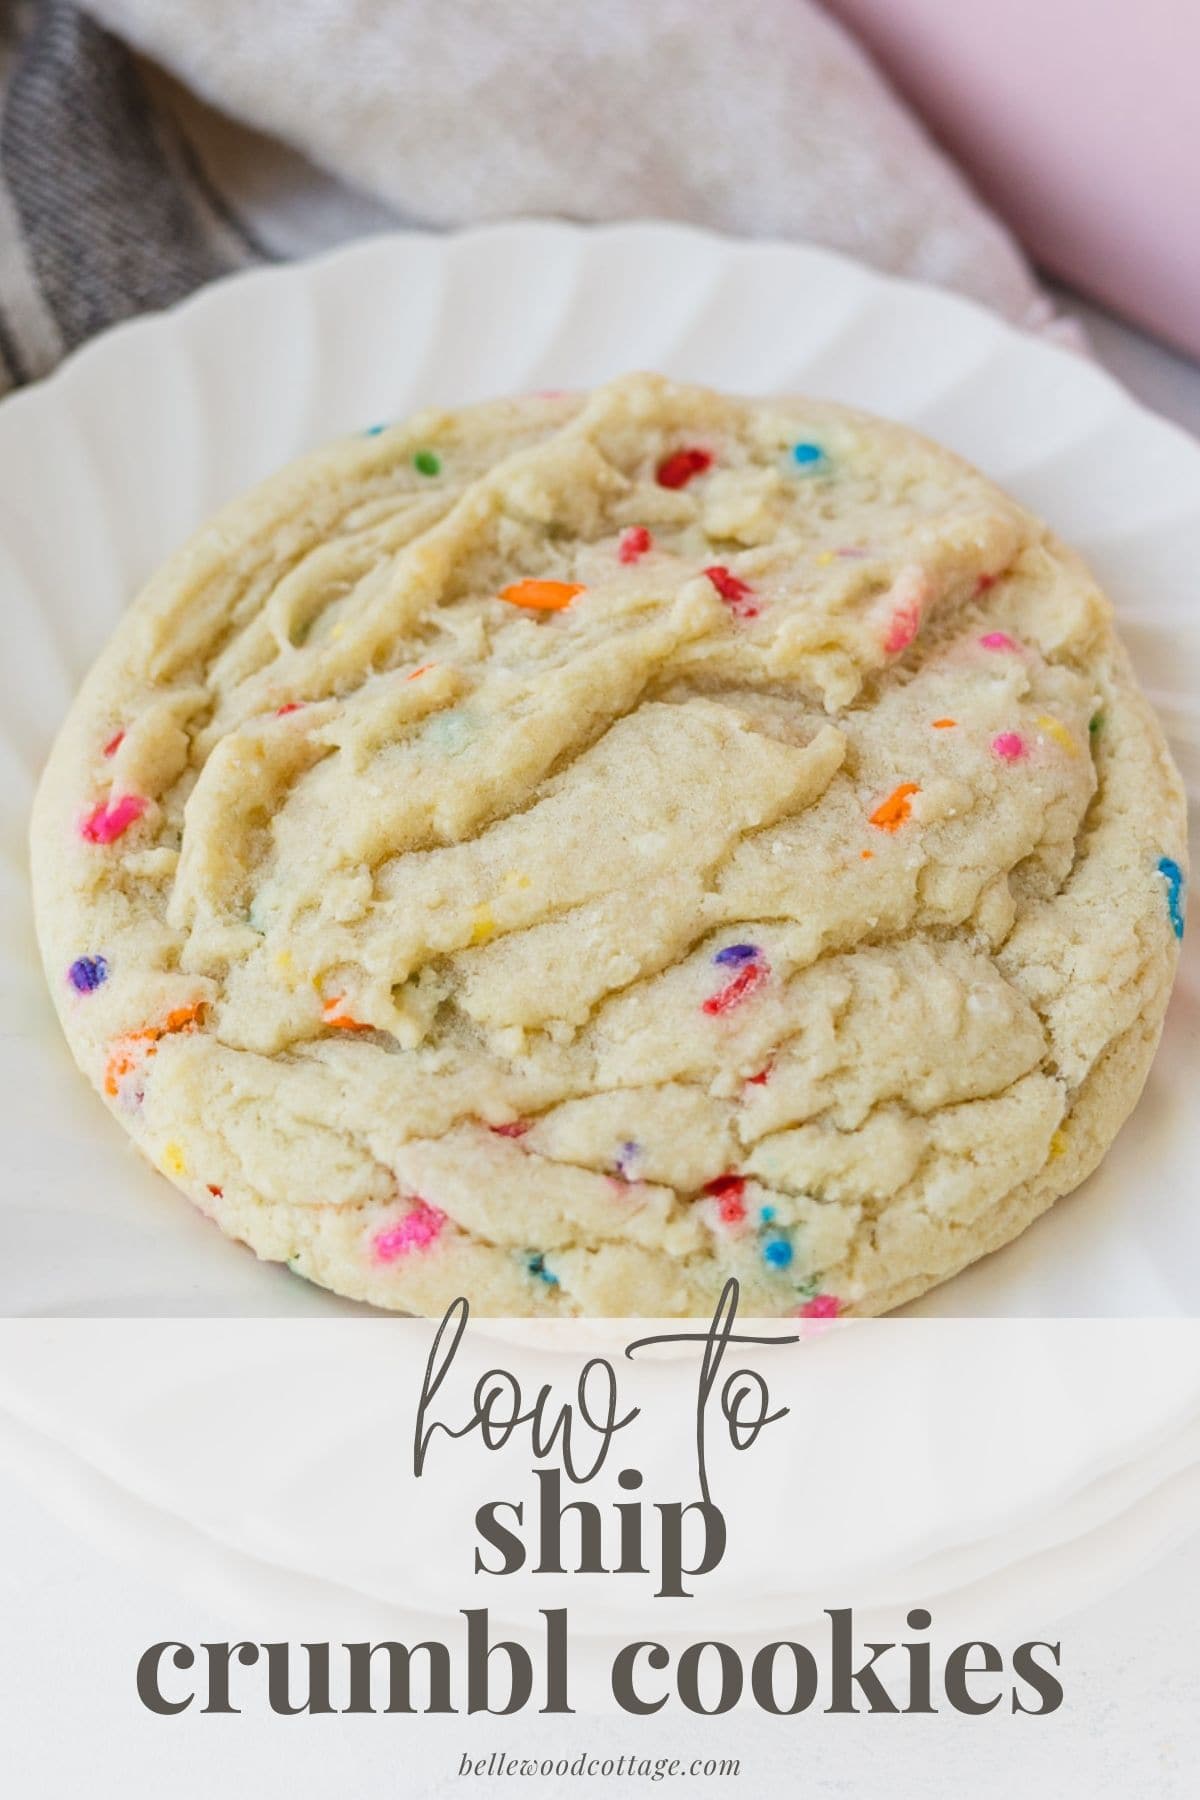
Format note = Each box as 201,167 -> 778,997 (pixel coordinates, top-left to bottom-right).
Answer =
618,526 -> 653,564
102,729 -> 125,759
746,1065 -> 772,1087
275,702 -> 304,716
974,572 -> 998,596
489,1119 -> 531,1139
656,447 -> 712,489
702,959 -> 769,1016
80,794 -> 148,844
207,1184 -> 223,1198
704,564 -> 760,620
704,1173 -> 747,1227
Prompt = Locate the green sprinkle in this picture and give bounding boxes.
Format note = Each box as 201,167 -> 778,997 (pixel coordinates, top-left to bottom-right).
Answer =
1089,713 -> 1103,735
413,450 -> 441,477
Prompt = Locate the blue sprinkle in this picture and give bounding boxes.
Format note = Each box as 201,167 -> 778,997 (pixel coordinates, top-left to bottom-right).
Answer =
1158,856 -> 1186,940
763,1237 -> 793,1270
759,1205 -> 776,1224
67,954 -> 108,994
526,1253 -> 558,1286
714,942 -> 759,967
363,422 -> 388,437
791,441 -> 826,470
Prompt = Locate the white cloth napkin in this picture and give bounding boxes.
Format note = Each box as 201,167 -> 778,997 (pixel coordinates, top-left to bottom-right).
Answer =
82,0 -> 1053,330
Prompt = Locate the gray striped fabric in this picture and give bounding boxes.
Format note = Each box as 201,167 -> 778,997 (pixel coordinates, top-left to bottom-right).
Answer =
0,0 -> 266,391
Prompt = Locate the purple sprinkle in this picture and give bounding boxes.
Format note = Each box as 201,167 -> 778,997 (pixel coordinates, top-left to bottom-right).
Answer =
614,1140 -> 640,1179
713,943 -> 759,967
68,954 -> 108,994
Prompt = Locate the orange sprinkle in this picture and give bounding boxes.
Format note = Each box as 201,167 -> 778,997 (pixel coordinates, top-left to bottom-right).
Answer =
322,997 -> 373,1032
407,663 -> 435,680
498,579 -> 584,612
869,782 -> 920,832
102,1003 -> 205,1095
932,718 -> 957,729
163,1003 -> 204,1035
860,849 -> 874,860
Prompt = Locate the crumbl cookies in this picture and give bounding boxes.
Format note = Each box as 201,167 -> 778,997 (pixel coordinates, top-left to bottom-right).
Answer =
30,374 -> 1188,1316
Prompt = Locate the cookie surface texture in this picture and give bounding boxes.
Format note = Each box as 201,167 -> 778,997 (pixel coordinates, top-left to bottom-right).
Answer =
31,374 -> 1188,1316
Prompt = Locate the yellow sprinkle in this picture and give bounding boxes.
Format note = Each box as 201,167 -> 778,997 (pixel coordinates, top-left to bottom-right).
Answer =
162,1141 -> 187,1177
471,905 -> 496,944
502,870 -> 532,890
1049,1130 -> 1068,1159
1036,715 -> 1078,756
815,550 -> 835,566
330,622 -> 345,641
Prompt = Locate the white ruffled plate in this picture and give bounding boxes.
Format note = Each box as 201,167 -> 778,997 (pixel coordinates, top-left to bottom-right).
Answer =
1,220 -> 1197,1318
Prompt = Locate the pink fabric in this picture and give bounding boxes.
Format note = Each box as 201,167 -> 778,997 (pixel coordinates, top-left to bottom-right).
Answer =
827,0 -> 1199,357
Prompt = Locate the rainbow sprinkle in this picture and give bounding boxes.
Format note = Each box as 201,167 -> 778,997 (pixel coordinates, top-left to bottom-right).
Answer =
614,1140 -> 641,1180
883,595 -> 923,655
797,1293 -> 840,1319
704,1173 -> 747,1227
80,793 -> 147,844
656,447 -> 712,489
102,729 -> 125,759
704,564 -> 759,620
68,954 -> 108,994
618,526 -> 653,564
1158,856 -> 1186,939
991,732 -> 1026,763
413,450 -> 441,476
103,1002 -> 204,1098
763,1236 -> 794,1270
791,442 -> 826,471
322,996 -> 373,1032
1035,714 -> 1078,756
869,783 -> 919,832
373,1199 -> 446,1263
714,942 -> 759,967
526,1252 -> 558,1286
490,1119 -> 531,1139
703,946 -> 768,1016
499,579 -> 584,612
979,631 -> 1019,652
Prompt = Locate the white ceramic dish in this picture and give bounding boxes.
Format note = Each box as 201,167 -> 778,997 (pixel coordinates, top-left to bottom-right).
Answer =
1,220 -> 1197,1318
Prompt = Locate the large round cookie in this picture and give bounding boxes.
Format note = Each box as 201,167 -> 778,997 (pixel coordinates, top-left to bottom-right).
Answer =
31,374 -> 1187,1317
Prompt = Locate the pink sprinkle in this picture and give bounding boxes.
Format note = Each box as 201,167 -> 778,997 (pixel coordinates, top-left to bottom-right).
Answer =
992,731 -> 1027,763
80,793 -> 147,844
877,566 -> 930,656
372,1198 -> 446,1263
979,632 -> 1018,652
704,564 -> 760,620
618,526 -> 653,564
489,1119 -> 531,1139
796,1293 -> 841,1319
102,729 -> 125,759
883,603 -> 920,655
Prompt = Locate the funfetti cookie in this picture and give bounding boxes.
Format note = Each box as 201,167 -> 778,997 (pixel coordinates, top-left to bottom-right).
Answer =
31,374 -> 1188,1317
